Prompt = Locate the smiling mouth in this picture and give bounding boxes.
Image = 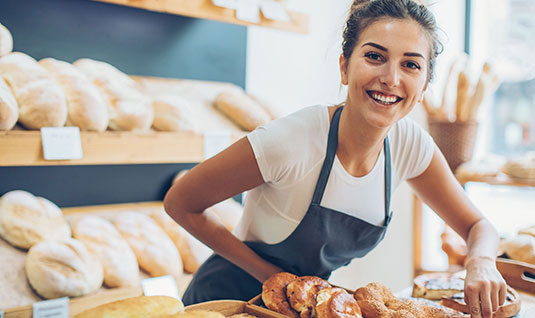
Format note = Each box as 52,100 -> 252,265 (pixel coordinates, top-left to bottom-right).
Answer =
367,91 -> 403,105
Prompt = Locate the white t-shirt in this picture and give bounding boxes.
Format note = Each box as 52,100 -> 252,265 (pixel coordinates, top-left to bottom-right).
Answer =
234,105 -> 434,244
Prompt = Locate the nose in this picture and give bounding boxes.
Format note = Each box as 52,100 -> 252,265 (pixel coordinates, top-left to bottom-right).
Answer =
379,63 -> 400,88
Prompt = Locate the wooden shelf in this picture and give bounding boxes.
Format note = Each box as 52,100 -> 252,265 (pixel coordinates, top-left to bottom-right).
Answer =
456,173 -> 535,187
0,130 -> 245,166
94,0 -> 308,34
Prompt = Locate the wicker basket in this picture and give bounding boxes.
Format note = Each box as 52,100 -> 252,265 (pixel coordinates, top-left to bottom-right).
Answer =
428,120 -> 479,173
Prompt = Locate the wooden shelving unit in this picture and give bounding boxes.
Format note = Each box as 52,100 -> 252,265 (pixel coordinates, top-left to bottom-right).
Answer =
456,173 -> 535,187
94,0 -> 308,34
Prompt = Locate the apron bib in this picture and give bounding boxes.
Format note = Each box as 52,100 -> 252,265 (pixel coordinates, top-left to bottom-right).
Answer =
183,107 -> 392,305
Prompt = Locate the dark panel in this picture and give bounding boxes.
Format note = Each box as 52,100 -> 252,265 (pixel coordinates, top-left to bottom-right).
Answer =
0,0 -> 246,87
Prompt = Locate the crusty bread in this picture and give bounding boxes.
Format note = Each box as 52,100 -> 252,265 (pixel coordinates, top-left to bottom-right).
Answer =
71,215 -> 139,287
150,210 -> 200,274
0,75 -> 18,130
0,52 -> 67,129
74,58 -> 153,131
0,190 -> 71,249
315,287 -> 361,318
74,295 -> 183,318
411,272 -> 464,300
0,23 -> 13,57
25,238 -> 103,299
262,272 -> 300,318
39,58 -> 109,131
500,234 -> 535,264
152,95 -> 197,132
113,212 -> 183,281
214,88 -> 271,131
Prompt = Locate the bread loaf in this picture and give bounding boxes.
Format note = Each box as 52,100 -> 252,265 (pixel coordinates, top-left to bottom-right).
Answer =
150,210 -> 200,273
39,58 -> 109,131
152,95 -> 197,132
74,58 -> 153,131
0,23 -> 13,57
71,215 -> 139,287
0,75 -> 18,130
113,212 -> 183,281
214,88 -> 271,131
25,238 -> 103,299
0,52 -> 67,129
74,295 -> 184,318
500,234 -> 535,264
0,190 -> 71,249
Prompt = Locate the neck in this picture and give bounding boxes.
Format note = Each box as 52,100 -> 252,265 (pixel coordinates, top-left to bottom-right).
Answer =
336,105 -> 389,177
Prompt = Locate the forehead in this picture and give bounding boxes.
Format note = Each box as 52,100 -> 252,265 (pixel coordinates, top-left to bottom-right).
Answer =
356,18 -> 430,58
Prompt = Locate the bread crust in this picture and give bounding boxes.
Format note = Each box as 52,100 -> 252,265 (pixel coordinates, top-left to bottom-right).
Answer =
315,287 -> 362,318
287,276 -> 331,318
262,272 -> 300,318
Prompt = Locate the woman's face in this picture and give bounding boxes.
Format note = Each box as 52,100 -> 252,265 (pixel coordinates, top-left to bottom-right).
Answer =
340,18 -> 430,129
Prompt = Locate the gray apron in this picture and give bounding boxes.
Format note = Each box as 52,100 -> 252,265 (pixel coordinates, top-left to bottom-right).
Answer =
182,107 -> 392,305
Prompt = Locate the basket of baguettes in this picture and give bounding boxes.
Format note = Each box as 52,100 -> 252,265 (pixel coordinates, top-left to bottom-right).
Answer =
248,271 -> 527,318
0,22 -> 278,133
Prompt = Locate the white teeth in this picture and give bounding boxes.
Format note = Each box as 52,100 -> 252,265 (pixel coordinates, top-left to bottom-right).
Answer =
371,92 -> 398,104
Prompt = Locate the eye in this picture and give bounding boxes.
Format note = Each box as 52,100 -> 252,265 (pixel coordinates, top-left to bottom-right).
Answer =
364,52 -> 385,62
404,61 -> 421,70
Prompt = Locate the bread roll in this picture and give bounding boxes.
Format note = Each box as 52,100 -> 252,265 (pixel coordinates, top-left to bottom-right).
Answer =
74,295 -> 184,318
0,23 -> 13,57
0,76 -> 18,130
150,210 -> 200,274
500,234 -> 535,264
152,95 -> 197,132
74,58 -> 153,131
0,190 -> 71,249
113,212 -> 183,281
39,58 -> 109,131
26,238 -> 103,299
214,88 -> 271,131
0,52 -> 67,129
71,215 -> 139,287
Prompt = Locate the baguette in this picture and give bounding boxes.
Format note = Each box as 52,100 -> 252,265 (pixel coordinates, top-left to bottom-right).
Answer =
214,88 -> 271,131
74,295 -> 184,318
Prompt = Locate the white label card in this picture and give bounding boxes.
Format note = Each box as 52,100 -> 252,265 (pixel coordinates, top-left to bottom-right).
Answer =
212,0 -> 238,9
236,0 -> 260,23
260,0 -> 289,22
32,297 -> 69,318
0,310 -> 4,318
203,130 -> 231,159
142,275 -> 180,300
41,127 -> 83,160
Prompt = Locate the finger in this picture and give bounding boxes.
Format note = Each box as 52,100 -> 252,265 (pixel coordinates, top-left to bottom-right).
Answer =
480,286 -> 493,318
499,282 -> 507,306
465,285 -> 481,318
490,283 -> 499,313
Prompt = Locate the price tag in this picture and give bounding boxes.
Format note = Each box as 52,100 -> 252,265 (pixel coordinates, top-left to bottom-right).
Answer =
40,127 -> 83,160
142,275 -> 180,300
236,0 -> 260,23
212,0 -> 238,9
0,310 -> 4,318
203,130 -> 231,159
260,0 -> 289,22
32,297 -> 69,318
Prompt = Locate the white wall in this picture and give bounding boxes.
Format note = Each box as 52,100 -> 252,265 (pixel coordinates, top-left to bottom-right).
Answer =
245,0 -> 466,291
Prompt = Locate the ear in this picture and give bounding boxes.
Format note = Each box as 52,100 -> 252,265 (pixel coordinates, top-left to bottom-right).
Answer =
339,54 -> 348,85
418,83 -> 428,104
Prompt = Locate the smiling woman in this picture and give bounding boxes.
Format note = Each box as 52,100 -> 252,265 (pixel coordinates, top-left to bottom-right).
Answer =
163,1 -> 507,318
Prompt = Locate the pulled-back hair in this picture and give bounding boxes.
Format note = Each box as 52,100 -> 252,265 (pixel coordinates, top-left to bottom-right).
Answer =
342,0 -> 443,82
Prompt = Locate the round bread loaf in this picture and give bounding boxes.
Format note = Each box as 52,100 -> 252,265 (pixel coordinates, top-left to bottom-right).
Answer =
71,215 -> 139,287
315,287 -> 361,318
0,23 -> 13,57
0,75 -> 18,130
0,190 -> 71,249
26,238 -> 103,299
74,295 -> 183,318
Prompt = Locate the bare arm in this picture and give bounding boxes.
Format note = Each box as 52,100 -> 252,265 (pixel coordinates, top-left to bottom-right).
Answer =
163,137 -> 282,282
408,146 -> 506,318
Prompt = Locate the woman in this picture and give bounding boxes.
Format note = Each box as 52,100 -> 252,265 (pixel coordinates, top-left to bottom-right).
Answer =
164,1 -> 506,317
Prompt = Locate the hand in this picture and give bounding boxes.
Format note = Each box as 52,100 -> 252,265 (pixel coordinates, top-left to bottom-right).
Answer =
464,256 -> 507,318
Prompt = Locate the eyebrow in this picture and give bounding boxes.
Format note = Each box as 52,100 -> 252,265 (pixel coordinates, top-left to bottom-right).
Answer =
362,42 -> 426,60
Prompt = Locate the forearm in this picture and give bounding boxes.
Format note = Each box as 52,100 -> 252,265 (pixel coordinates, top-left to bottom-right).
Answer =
465,217 -> 499,264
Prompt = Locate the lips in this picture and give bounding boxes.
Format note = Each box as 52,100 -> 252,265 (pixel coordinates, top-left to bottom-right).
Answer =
366,90 -> 403,105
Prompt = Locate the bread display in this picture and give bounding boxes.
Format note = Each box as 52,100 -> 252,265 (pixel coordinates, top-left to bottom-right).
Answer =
152,94 -> 197,132
39,57 -> 109,131
74,58 -> 153,131
113,211 -> 183,281
286,276 -> 331,318
499,234 -> 535,264
150,210 -> 200,274
25,238 -> 103,299
71,215 -> 139,287
411,272 -> 465,300
0,52 -> 68,129
0,190 -> 71,249
0,75 -> 18,130
0,23 -> 13,57
214,88 -> 271,131
74,295 -> 184,318
262,272 -> 300,318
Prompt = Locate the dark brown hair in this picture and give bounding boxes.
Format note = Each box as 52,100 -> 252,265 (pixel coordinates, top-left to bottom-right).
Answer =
342,0 -> 443,82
